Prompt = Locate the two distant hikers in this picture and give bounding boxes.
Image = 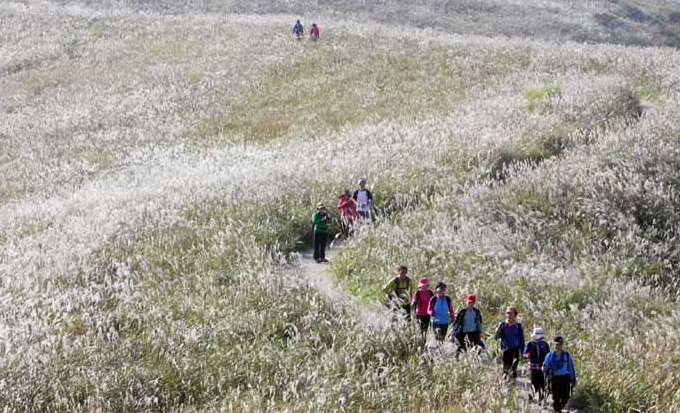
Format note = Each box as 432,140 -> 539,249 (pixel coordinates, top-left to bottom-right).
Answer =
293,20 -> 320,41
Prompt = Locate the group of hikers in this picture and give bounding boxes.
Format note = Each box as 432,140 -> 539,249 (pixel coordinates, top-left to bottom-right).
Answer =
310,178 -> 373,262
384,267 -> 577,412
309,178 -> 576,413
293,19 -> 320,41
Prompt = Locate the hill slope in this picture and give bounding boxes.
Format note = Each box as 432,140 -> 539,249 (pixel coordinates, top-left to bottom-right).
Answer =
1,1 -> 680,413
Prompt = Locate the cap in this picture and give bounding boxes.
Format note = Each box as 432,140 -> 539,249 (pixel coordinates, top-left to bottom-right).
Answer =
553,336 -> 564,344
466,294 -> 476,303
418,278 -> 430,287
436,282 -> 447,290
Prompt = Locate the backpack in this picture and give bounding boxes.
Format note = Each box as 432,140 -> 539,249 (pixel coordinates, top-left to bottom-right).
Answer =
413,289 -> 433,306
429,295 -> 452,311
391,277 -> 411,298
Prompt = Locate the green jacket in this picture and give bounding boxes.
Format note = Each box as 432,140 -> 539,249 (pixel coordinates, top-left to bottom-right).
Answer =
311,212 -> 330,233
382,276 -> 413,306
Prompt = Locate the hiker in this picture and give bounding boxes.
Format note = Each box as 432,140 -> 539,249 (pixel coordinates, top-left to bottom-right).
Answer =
494,306 -> 525,381
293,20 -> 304,40
353,178 -> 373,220
451,294 -> 484,352
382,265 -> 413,321
310,23 -> 320,40
411,278 -> 434,335
336,189 -> 358,237
524,327 -> 550,403
311,203 -> 330,263
544,336 -> 576,413
428,282 -> 455,341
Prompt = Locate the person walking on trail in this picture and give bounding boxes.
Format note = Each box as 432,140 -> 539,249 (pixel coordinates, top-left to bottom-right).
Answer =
293,19 -> 304,40
428,282 -> 455,342
311,203 -> 330,263
544,336 -> 576,413
494,306 -> 525,381
310,23 -> 320,40
336,189 -> 358,238
353,178 -> 373,220
382,265 -> 413,321
524,327 -> 550,403
411,278 -> 433,335
451,294 -> 485,352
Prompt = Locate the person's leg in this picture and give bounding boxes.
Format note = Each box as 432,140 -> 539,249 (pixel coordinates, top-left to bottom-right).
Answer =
456,333 -> 468,351
533,370 -> 546,401
502,348 -> 514,378
313,231 -> 321,260
552,376 -> 569,412
401,304 -> 411,321
434,324 -> 447,341
319,232 -> 328,260
510,347 -> 520,379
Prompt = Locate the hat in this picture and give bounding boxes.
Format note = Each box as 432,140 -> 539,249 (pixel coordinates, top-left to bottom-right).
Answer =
466,294 -> 476,303
358,178 -> 367,185
418,278 -> 430,287
531,327 -> 545,340
553,336 -> 564,344
316,203 -> 325,209
436,282 -> 447,290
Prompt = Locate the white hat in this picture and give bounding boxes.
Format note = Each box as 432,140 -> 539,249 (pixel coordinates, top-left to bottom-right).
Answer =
316,203 -> 325,209
358,178 -> 367,185
531,327 -> 545,340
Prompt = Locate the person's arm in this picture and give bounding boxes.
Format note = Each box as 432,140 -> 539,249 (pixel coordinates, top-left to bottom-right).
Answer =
451,309 -> 462,333
524,342 -> 533,359
410,291 -> 418,308
427,296 -> 435,316
518,324 -> 525,353
543,352 -> 553,373
352,190 -> 358,201
448,299 -> 455,321
367,190 -> 373,203
494,322 -> 503,341
382,279 -> 395,296
311,213 -> 317,230
568,352 -> 576,381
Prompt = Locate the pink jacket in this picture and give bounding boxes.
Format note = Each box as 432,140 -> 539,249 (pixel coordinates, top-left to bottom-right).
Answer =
411,289 -> 433,316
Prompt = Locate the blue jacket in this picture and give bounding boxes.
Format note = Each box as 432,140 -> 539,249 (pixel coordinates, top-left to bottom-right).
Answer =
494,321 -> 525,352
543,350 -> 576,380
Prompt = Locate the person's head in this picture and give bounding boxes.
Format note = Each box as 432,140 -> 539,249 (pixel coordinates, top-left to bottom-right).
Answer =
397,265 -> 407,278
505,306 -> 518,321
312,23 -> 317,27
553,336 -> 564,351
296,19 -> 300,24
466,294 -> 476,308
316,203 -> 326,212
436,282 -> 447,296
358,178 -> 367,189
418,277 -> 430,290
341,189 -> 351,199
531,327 -> 545,342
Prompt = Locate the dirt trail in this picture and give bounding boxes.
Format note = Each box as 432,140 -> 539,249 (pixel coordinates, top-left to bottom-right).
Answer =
292,241 -> 391,330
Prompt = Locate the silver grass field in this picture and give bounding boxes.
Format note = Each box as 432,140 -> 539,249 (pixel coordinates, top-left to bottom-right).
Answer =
1,0 -> 680,412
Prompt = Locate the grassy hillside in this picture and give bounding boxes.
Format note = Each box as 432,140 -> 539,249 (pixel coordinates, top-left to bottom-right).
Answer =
1,1 -> 680,412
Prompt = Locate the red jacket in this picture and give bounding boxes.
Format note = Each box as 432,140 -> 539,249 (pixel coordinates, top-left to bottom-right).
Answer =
311,26 -> 320,37
337,197 -> 358,220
